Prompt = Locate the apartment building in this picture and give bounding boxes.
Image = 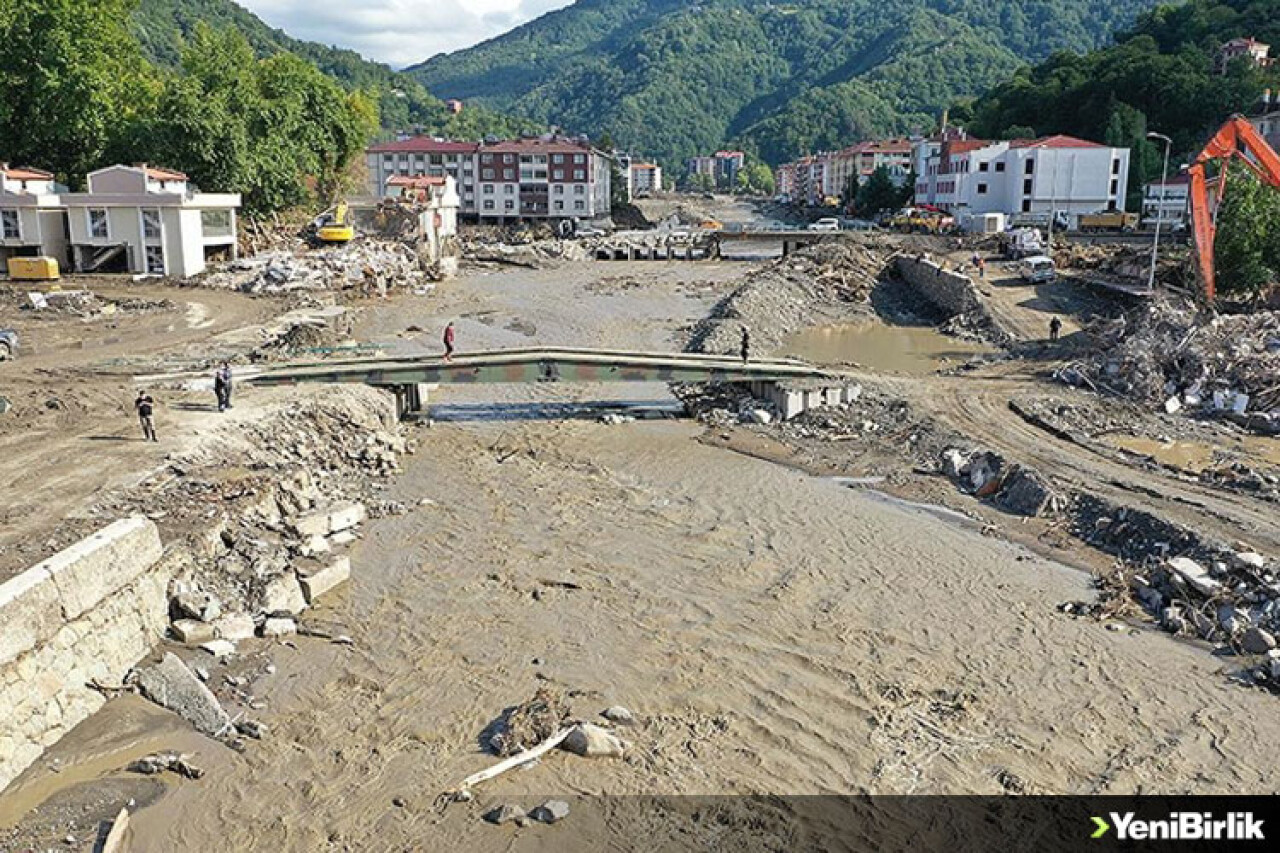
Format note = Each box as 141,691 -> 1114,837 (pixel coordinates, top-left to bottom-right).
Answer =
366,138 -> 480,214
366,135 -> 611,222
913,133 -> 1130,225
828,138 -> 914,199
2,162 -> 240,277
629,162 -> 662,196
1250,89 -> 1280,152
1142,173 -> 1191,228
687,151 -> 745,187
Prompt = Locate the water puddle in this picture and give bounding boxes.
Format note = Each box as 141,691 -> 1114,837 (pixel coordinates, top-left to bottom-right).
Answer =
1104,434 -> 1280,472
785,321 -> 995,374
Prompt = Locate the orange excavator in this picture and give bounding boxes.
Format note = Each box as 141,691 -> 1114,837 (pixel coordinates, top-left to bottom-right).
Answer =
1188,114 -> 1280,300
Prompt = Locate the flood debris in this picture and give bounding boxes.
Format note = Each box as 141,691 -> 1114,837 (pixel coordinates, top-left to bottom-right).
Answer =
199,241 -> 430,296
487,687 -> 570,757
133,653 -> 232,737
127,752 -> 204,780
483,804 -> 526,825
530,800 -> 570,824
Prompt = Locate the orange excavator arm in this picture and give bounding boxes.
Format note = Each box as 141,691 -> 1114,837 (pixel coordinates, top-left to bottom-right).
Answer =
1188,114 -> 1280,300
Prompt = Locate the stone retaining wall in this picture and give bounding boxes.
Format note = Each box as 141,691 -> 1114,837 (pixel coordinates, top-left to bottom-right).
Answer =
0,517 -> 169,793
894,255 -> 982,317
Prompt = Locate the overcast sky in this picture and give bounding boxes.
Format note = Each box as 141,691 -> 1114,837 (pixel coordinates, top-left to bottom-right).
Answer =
239,0 -> 574,68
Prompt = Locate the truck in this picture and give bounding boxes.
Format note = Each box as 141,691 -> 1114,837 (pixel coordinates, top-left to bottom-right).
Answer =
999,227 -> 1046,260
1078,211 -> 1140,232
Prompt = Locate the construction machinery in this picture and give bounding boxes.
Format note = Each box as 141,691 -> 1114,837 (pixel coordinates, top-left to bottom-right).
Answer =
1078,211 -> 1140,232
6,256 -> 60,281
315,201 -> 355,244
1188,114 -> 1280,300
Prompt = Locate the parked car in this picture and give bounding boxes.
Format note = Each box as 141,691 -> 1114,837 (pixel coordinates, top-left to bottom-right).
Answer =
840,218 -> 876,231
0,329 -> 18,361
808,217 -> 841,232
1018,255 -> 1057,284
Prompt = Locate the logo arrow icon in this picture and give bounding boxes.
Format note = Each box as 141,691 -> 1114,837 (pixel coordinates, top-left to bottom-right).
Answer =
1091,816 -> 1111,839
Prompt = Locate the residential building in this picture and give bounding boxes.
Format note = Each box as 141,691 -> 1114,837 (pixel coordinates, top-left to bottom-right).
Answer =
913,133 -> 1130,226
366,138 -> 481,214
376,175 -> 461,277
629,162 -> 662,196
58,164 -> 240,277
0,164 -> 67,269
829,138 -> 914,199
366,135 -> 611,222
687,151 -> 746,187
445,99 -> 464,114
1215,37 -> 1272,73
1250,89 -> 1280,153
1142,173 -> 1191,228
775,162 -> 797,200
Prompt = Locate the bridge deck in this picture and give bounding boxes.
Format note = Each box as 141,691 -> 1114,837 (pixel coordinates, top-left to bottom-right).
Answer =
250,346 -> 843,387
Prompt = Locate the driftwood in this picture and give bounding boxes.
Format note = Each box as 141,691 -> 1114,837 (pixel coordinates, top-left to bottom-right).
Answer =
436,726 -> 573,809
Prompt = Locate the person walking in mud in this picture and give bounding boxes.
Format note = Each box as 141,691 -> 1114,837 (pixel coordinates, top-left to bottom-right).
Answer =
740,326 -> 751,365
135,390 -> 157,442
214,361 -> 233,412
443,321 -> 456,361
1049,316 -> 1062,342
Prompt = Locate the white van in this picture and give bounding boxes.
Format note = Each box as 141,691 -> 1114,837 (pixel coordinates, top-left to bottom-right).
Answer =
1019,255 -> 1057,284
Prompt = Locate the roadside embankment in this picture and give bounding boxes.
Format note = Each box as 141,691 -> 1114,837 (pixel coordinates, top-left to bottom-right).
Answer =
0,518 -> 168,793
893,255 -> 1013,346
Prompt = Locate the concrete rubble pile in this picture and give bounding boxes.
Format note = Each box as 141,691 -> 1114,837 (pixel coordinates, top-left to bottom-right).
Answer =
85,388 -> 409,732
687,239 -> 894,355
459,233 -> 591,267
198,240 -> 429,295
1067,295 -> 1280,434
1055,242 -> 1184,281
14,288 -> 176,319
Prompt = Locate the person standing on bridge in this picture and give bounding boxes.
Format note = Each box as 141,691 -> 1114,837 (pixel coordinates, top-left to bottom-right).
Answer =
443,321 -> 456,361
740,326 -> 751,365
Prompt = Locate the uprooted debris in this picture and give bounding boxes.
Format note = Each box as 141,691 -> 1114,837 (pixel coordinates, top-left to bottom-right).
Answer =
17,288 -> 177,319
1064,295 -> 1280,434
128,751 -> 205,780
459,234 -> 591,267
486,686 -> 570,757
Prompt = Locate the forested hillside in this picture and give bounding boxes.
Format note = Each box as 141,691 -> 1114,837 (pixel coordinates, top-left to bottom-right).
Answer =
409,0 -> 1163,168
959,0 -> 1280,208
130,0 -> 539,139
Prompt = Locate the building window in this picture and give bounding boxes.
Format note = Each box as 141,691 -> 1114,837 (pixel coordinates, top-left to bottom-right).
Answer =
1112,158 -> 1121,175
554,185 -> 564,195
553,170 -> 564,180
995,162 -> 1006,172
1022,178 -> 1033,195
481,153 -> 493,164
574,200 -> 585,210
573,169 -> 585,180
553,154 -> 565,164
1110,178 -> 1119,195
140,208 -> 161,241
977,183 -> 988,195
978,162 -> 989,172
483,184 -> 494,194
504,200 -> 515,211
201,209 -> 232,238
1024,158 -> 1034,175
503,154 -> 514,164
573,154 -> 585,164
482,169 -> 494,180
145,245 -> 164,275
0,209 -> 19,240
574,185 -> 585,195
504,184 -> 515,194
483,199 -> 495,211
1021,199 -> 1031,213
88,208 -> 109,239
555,201 -> 564,211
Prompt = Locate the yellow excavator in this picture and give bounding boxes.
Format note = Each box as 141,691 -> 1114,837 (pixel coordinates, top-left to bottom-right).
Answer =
315,201 -> 355,243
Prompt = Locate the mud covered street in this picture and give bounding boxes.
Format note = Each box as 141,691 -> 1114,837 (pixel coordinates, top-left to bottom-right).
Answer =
2,235 -> 1280,852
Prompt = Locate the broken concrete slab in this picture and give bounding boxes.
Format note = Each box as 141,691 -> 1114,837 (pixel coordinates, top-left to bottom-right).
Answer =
213,613 -> 256,641
298,556 -> 351,604
995,464 -> 1058,517
262,573 -> 307,615
1167,556 -> 1221,597
329,502 -> 367,533
261,617 -> 297,638
199,639 -> 236,659
290,511 -> 331,539
134,652 -> 231,737
171,619 -> 216,645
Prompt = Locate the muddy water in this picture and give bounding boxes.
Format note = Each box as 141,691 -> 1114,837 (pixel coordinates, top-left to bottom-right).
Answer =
785,321 -> 995,373
1105,433 -> 1280,472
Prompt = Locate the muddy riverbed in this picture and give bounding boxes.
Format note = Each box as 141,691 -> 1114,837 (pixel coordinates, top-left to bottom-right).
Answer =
5,257 -> 1280,852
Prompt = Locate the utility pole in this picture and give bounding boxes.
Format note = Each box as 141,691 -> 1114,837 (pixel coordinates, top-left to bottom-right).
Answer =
1147,131 -> 1173,295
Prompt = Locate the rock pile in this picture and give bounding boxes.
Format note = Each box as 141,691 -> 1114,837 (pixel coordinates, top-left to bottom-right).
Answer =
686,238 -> 896,355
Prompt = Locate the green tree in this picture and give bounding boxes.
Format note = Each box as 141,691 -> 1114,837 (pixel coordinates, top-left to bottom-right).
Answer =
687,171 -> 715,191
855,165 -> 906,216
1214,163 -> 1280,295
0,0 -> 156,185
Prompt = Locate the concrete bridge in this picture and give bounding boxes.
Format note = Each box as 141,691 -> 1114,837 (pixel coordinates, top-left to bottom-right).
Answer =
250,346 -> 857,419
709,230 -> 837,258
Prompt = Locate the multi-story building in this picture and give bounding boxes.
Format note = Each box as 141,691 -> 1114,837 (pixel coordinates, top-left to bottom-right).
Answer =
829,138 -> 914,199
1250,89 -> 1280,152
913,133 -> 1130,225
687,151 -> 745,187
1215,37 -> 1273,73
629,162 -> 662,196
2,162 -> 239,276
366,135 -> 611,222
775,162 -> 797,200
366,138 -> 481,214
1142,173 -> 1191,229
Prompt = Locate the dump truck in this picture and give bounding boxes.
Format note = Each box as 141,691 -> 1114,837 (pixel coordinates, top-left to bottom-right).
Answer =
1078,211 -> 1139,232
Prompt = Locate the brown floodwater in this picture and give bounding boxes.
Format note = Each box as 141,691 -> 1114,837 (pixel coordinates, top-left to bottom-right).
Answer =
1105,433 -> 1280,473
785,321 -> 995,374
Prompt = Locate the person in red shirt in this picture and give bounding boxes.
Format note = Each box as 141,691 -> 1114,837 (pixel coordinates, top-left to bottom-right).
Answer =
443,322 -> 456,361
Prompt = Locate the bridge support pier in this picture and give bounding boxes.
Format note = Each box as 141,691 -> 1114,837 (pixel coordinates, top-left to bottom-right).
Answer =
388,382 -> 436,420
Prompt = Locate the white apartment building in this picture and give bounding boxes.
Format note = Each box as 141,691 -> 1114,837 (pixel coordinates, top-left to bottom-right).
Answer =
914,134 -> 1130,225
59,165 -> 240,277
2,163 -> 239,277
1142,173 -> 1191,228
366,135 -> 611,222
630,162 -> 662,196
0,164 -> 67,269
